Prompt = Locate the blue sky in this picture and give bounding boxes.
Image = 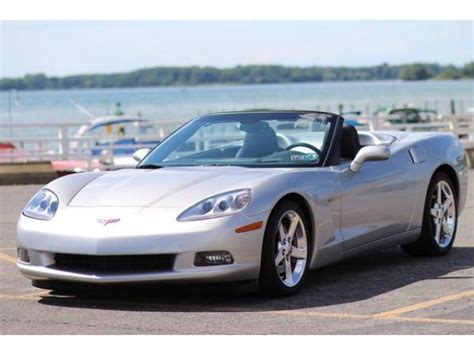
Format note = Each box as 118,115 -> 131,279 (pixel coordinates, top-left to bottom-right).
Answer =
1,21 -> 472,77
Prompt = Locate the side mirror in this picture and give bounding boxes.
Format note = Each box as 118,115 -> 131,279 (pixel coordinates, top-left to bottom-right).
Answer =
132,148 -> 151,163
350,145 -> 391,173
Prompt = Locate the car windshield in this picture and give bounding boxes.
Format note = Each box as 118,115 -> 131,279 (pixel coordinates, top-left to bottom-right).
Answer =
138,112 -> 336,168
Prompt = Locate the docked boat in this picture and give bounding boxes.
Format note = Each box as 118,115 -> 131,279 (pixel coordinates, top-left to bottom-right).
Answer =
53,115 -> 164,174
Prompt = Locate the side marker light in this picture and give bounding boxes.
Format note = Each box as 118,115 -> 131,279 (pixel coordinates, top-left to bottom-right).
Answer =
235,221 -> 263,234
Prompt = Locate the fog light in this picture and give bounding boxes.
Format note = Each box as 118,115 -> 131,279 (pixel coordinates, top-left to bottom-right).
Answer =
194,251 -> 234,266
17,248 -> 30,263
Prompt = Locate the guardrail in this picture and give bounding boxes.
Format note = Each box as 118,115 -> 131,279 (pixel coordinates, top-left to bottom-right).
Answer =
0,120 -> 186,170
1,114 -> 473,171
366,115 -> 473,135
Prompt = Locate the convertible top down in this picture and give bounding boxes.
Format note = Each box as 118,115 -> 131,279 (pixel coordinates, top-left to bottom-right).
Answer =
17,111 -> 468,296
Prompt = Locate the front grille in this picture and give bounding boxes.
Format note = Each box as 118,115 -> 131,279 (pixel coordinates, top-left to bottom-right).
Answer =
53,253 -> 175,274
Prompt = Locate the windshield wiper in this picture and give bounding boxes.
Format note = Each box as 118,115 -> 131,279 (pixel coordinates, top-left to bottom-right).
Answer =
198,163 -> 232,167
255,158 -> 283,163
136,164 -> 164,169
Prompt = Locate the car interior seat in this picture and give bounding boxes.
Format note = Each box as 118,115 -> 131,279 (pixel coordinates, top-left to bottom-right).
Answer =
340,124 -> 362,161
237,121 -> 280,158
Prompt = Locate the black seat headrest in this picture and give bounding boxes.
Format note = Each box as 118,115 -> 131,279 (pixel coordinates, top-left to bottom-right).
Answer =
236,124 -> 279,158
341,125 -> 361,160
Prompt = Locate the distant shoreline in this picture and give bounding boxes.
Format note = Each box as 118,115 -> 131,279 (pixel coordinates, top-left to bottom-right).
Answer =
2,62 -> 473,91
2,78 -> 474,95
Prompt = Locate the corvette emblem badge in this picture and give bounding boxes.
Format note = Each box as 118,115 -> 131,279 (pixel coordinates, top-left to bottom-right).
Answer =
97,218 -> 121,226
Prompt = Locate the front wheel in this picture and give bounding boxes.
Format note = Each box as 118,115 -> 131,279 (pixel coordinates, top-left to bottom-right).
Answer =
259,200 -> 310,296
401,172 -> 458,256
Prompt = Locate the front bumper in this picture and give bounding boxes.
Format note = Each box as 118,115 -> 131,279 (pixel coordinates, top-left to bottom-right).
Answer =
16,206 -> 267,284
17,257 -> 258,284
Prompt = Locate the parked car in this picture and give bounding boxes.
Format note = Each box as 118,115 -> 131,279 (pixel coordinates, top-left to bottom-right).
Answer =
17,111 -> 468,296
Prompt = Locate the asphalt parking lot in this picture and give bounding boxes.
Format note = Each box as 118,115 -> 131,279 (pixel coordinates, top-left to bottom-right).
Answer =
0,173 -> 473,334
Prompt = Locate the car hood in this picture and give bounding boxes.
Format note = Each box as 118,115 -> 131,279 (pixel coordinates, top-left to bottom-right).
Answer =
68,166 -> 285,207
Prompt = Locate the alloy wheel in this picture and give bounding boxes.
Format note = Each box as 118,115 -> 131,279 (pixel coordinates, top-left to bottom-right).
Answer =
274,210 -> 308,287
430,180 -> 456,248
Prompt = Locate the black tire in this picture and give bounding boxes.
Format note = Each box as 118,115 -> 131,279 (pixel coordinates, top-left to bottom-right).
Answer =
259,200 -> 311,297
401,172 -> 458,256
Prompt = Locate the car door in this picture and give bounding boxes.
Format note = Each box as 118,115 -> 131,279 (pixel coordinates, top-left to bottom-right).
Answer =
335,149 -> 418,250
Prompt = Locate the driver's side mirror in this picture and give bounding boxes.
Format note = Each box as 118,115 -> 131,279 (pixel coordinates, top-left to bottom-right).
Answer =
133,148 -> 151,163
350,145 -> 391,173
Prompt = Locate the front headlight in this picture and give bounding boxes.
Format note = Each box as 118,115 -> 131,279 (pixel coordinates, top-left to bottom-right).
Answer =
177,189 -> 252,221
23,189 -> 59,220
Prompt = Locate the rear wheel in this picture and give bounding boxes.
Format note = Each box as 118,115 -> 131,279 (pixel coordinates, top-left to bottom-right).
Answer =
259,200 -> 310,296
401,172 -> 457,256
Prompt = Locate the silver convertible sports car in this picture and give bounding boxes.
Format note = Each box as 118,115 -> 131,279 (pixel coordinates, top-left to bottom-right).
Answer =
17,111 -> 468,296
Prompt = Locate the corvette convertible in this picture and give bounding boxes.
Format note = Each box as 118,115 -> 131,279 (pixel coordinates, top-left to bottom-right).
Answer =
17,111 -> 468,296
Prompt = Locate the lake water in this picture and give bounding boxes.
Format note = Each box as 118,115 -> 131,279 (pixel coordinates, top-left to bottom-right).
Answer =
1,80 -> 473,128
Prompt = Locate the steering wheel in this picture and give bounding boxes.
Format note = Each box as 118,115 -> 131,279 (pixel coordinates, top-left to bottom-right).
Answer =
285,143 -> 322,157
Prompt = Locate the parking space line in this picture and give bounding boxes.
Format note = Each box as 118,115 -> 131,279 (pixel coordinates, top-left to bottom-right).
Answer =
373,290 -> 474,319
268,310 -> 474,326
0,247 -> 16,251
390,316 -> 474,326
0,251 -> 17,264
270,310 -> 371,320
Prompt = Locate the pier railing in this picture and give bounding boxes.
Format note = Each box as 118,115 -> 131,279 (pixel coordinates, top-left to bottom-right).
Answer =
363,114 -> 473,137
0,120 -> 186,170
1,114 -> 473,171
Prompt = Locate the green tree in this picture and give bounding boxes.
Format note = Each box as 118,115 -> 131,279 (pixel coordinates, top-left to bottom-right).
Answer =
23,73 -> 48,89
462,62 -> 474,78
399,64 -> 432,81
1,62 -> 472,91
436,66 -> 462,80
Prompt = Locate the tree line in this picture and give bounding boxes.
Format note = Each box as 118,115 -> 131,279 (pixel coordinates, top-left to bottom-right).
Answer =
1,62 -> 473,91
